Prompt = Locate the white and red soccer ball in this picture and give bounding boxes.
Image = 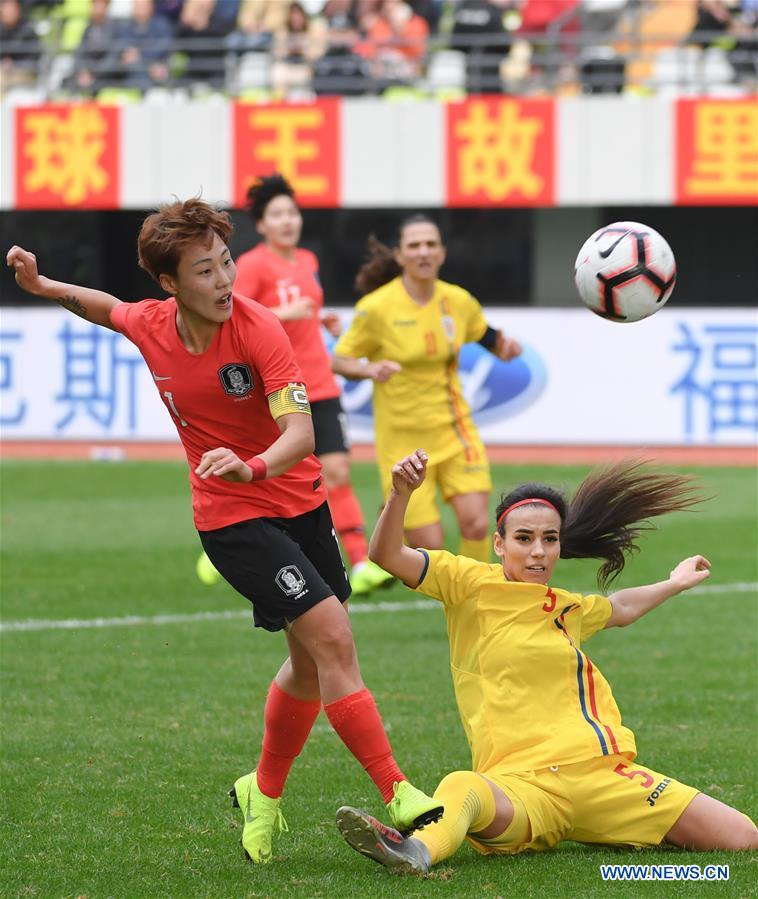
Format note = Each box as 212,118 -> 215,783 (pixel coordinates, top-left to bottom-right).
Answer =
574,221 -> 677,323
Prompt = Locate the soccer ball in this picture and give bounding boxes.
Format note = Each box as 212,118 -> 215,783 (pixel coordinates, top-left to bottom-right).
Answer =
574,221 -> 677,323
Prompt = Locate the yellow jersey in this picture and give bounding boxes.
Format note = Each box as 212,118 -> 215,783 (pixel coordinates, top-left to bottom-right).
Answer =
334,277 -> 488,464
414,550 -> 637,775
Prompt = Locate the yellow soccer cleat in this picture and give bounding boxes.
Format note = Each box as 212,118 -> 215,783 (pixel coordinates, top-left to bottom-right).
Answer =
196,550 -> 222,586
229,770 -> 289,864
386,780 -> 443,836
350,560 -> 395,596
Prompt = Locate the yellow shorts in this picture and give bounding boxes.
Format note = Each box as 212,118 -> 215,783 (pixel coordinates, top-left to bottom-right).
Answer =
467,754 -> 699,855
379,440 -> 492,531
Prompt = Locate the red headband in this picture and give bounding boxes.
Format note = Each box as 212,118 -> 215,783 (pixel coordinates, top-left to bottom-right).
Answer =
496,498 -> 559,529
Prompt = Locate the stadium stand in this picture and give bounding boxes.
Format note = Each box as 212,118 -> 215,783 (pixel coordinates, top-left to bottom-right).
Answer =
1,0 -> 756,100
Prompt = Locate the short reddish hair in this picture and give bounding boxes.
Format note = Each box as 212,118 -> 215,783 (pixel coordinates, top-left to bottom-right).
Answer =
137,198 -> 234,282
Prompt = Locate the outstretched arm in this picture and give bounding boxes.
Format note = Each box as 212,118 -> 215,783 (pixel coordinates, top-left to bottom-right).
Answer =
7,245 -> 122,331
605,555 -> 712,628
368,449 -> 428,587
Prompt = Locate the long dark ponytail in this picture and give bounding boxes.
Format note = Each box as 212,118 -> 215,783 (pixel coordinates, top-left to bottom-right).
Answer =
354,213 -> 440,295
495,462 -> 704,590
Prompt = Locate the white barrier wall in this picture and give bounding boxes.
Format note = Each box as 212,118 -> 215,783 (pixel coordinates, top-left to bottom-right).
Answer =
3,96 -> 756,209
1,307 -> 755,446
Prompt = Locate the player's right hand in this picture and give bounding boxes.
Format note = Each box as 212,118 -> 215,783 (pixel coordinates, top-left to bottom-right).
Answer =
6,245 -> 43,295
195,447 -> 252,483
391,449 -> 428,495
366,360 -> 402,383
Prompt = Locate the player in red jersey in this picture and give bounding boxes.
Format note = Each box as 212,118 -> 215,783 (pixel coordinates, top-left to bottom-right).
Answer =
6,199 -> 442,864
196,174 -> 392,597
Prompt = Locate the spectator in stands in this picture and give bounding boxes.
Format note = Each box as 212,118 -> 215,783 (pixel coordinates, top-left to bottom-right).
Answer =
270,1 -> 327,96
226,0 -> 288,53
517,0 -> 579,88
687,0 -> 735,47
109,0 -> 173,93
687,0 -> 758,85
313,2 -> 372,95
355,0 -> 429,85
450,0 -> 506,93
518,0 -> 579,33
729,0 -> 758,84
0,0 -> 40,92
155,0 -> 184,22
322,0 -> 358,22
409,0 -> 441,32
174,0 -> 237,88
356,0 -> 383,32
67,0 -> 121,97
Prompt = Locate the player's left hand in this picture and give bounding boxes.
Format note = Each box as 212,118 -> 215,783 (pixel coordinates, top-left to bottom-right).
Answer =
669,555 -> 711,591
493,330 -> 523,362
195,447 -> 252,483
320,312 -> 342,337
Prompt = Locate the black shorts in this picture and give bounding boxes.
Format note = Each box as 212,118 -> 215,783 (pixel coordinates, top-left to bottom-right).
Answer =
311,396 -> 350,456
198,502 -> 351,632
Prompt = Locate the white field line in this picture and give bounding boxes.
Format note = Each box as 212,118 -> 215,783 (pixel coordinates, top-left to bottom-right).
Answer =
0,599 -> 439,633
1,582 -> 756,635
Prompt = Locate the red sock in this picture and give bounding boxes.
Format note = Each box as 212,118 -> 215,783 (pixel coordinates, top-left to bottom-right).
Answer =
256,681 -> 321,799
327,485 -> 368,567
324,687 -> 405,803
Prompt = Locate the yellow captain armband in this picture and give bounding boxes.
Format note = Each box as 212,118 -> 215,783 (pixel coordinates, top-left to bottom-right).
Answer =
267,382 -> 312,419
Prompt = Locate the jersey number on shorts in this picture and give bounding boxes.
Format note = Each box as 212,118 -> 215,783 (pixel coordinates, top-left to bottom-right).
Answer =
614,762 -> 655,789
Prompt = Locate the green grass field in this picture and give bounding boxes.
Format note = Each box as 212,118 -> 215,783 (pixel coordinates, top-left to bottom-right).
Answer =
1,460 -> 756,898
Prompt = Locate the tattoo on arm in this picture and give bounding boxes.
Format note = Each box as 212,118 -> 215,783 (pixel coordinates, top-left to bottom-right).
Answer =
57,294 -> 88,319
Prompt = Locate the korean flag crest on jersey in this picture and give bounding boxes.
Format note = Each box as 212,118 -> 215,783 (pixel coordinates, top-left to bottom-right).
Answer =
219,363 -> 253,397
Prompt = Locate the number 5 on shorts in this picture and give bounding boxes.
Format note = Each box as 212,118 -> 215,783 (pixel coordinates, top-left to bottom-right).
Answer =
614,762 -> 654,789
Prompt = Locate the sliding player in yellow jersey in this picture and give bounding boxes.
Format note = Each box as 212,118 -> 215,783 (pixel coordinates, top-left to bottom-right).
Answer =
332,216 -> 521,564
336,450 -> 758,873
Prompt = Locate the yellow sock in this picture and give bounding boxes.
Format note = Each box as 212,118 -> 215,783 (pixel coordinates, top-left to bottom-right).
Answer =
413,771 -> 496,864
459,536 -> 492,563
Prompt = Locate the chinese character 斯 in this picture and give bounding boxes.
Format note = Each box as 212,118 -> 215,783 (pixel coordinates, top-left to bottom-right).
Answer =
55,321 -> 142,433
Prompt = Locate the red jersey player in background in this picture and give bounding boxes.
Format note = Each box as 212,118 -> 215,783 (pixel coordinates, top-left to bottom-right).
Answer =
6,200 -> 441,865
196,174 -> 393,597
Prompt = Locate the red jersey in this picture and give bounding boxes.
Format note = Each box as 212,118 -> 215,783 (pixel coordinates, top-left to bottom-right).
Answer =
234,244 -> 340,402
110,294 -> 325,530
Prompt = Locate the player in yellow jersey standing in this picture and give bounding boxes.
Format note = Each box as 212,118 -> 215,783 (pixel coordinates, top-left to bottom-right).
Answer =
336,450 -> 758,872
332,215 -> 522,563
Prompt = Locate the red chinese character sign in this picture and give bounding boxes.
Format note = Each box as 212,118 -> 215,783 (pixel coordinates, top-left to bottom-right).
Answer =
15,105 -> 120,209
233,100 -> 341,207
676,99 -> 758,205
446,97 -> 554,207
